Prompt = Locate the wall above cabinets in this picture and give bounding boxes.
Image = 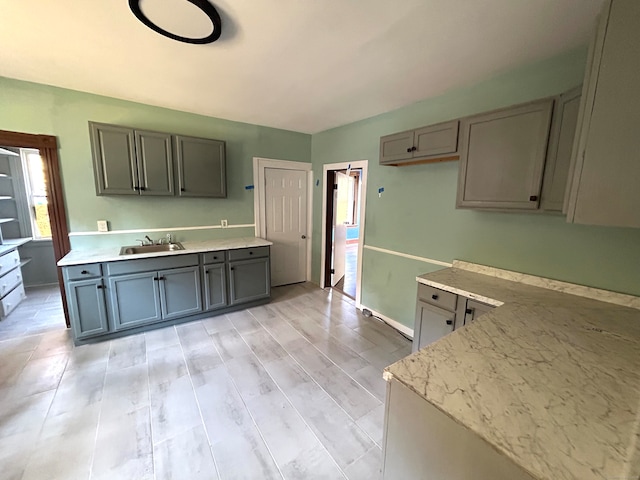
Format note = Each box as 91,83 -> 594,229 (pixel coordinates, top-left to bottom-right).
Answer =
89,121 -> 226,198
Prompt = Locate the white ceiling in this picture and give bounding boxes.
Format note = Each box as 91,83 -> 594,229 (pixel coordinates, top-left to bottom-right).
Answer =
0,0 -> 604,133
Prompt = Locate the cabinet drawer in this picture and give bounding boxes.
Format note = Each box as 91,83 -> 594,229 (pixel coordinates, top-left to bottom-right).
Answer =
417,284 -> 457,312
202,251 -> 226,264
0,268 -> 22,298
0,283 -> 25,317
106,254 -> 198,276
65,264 -> 103,281
0,250 -> 20,276
228,246 -> 269,261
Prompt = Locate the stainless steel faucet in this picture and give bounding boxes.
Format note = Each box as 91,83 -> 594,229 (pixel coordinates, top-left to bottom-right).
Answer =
144,235 -> 153,245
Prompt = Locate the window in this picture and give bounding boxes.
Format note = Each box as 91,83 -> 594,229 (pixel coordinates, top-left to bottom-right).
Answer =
21,149 -> 51,239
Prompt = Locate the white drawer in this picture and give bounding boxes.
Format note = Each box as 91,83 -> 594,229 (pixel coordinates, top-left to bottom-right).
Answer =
0,284 -> 25,318
0,250 -> 20,276
0,268 -> 21,298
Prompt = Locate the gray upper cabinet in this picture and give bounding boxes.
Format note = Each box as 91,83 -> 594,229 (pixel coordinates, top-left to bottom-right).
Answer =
457,99 -> 554,210
380,121 -> 459,166
134,130 -> 174,196
540,87 -> 582,212
566,0 -> 640,228
90,122 -> 174,196
175,135 -> 226,198
90,123 -> 138,195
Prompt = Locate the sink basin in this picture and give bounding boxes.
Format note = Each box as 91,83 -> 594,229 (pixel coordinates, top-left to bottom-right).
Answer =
119,242 -> 185,255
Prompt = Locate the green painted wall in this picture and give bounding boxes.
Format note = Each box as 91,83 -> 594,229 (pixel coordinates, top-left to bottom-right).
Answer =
0,76 -> 311,250
311,47 -> 640,328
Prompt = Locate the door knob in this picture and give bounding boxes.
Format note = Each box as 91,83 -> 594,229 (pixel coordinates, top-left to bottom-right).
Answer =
301,235 -> 307,239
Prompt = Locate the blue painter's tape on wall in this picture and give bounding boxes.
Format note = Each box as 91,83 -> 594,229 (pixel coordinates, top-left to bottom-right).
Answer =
245,185 -> 254,190
315,179 -> 320,186
378,187 -> 384,194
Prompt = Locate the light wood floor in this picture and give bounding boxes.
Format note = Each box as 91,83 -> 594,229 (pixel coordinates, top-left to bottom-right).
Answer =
0,282 -> 411,479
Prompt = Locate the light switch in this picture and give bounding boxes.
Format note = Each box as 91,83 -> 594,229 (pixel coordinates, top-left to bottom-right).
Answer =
97,220 -> 108,232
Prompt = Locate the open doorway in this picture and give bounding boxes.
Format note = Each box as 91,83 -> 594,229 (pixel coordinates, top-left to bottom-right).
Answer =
0,130 -> 70,333
321,161 -> 368,305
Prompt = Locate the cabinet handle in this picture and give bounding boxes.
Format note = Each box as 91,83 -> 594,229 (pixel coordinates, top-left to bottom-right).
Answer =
406,147 -> 412,153
139,186 -> 146,191
466,308 -> 473,315
97,284 -> 104,289
249,251 -> 253,255
153,277 -> 159,281
81,270 -> 89,275
301,235 -> 306,239
230,267 -> 235,271
180,188 -> 185,192
431,294 -> 438,300
134,186 -> 140,191
446,319 -> 453,325
158,276 -> 166,281
213,256 -> 217,260
411,146 -> 417,151
529,195 -> 538,201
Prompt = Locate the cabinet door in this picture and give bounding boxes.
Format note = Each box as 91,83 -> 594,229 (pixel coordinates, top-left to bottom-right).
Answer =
175,135 -> 226,198
566,0 -> 640,228
540,87 -> 581,212
89,122 -> 138,195
108,272 -> 162,330
457,99 -> 554,210
67,278 -> 109,339
135,130 -> 174,196
203,263 -> 227,311
461,299 -> 494,326
228,257 -> 270,306
379,131 -> 414,164
413,301 -> 455,352
158,266 -> 202,320
413,121 -> 459,158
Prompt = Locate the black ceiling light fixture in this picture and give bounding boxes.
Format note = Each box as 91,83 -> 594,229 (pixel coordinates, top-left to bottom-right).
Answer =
129,0 -> 222,44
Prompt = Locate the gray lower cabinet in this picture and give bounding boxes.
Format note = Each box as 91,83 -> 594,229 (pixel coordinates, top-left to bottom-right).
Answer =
109,266 -> 201,330
382,379 -> 536,480
66,278 -> 109,339
175,135 -> 226,198
229,257 -> 271,305
413,283 -> 494,351
565,0 -> 640,228
203,263 -> 227,310
63,246 -> 270,344
109,271 -> 162,330
159,266 -> 202,319
457,99 -> 554,210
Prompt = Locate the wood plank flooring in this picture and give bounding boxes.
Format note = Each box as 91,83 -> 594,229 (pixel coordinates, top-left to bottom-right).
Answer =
0,282 -> 411,479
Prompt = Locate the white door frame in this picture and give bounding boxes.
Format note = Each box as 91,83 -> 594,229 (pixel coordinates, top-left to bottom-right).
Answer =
320,160 -> 368,307
253,157 -> 313,282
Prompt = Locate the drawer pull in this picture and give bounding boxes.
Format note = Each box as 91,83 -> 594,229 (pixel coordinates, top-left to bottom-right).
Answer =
81,270 -> 89,275
431,294 -> 438,300
97,284 -> 104,289
446,319 -> 453,325
249,251 -> 253,255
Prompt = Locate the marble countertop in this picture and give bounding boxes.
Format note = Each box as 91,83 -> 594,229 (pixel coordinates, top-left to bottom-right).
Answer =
57,237 -> 272,266
385,265 -> 640,480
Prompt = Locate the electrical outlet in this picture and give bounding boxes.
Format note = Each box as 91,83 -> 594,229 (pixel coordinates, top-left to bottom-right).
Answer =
221,219 -> 228,228
97,220 -> 108,232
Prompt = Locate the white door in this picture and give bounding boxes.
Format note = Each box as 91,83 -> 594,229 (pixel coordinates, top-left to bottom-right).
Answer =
265,168 -> 307,286
331,172 -> 350,286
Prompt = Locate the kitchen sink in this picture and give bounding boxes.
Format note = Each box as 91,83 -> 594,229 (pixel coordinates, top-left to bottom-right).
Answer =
119,242 -> 185,255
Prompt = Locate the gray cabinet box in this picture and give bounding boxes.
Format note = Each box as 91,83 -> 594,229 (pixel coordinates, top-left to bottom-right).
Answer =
109,271 -> 163,330
229,257 -> 270,305
67,278 -> 109,339
566,0 -> 640,228
90,122 -> 174,196
203,263 -> 227,310
175,135 -> 226,198
457,99 -> 554,210
380,121 -> 459,166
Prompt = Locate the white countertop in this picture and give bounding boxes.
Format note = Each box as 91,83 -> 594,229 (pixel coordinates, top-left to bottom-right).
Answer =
384,264 -> 640,480
57,237 -> 272,266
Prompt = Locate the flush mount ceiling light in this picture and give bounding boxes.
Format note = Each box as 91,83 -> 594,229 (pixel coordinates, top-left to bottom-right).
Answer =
129,0 -> 222,44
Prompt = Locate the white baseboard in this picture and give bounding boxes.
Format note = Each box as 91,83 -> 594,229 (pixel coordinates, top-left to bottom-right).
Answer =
359,305 -> 414,339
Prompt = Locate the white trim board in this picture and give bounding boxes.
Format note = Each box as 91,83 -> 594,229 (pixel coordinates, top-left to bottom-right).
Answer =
68,223 -> 254,237
253,157 -> 313,282
363,245 -> 453,268
320,160 -> 368,306
359,304 -> 414,339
